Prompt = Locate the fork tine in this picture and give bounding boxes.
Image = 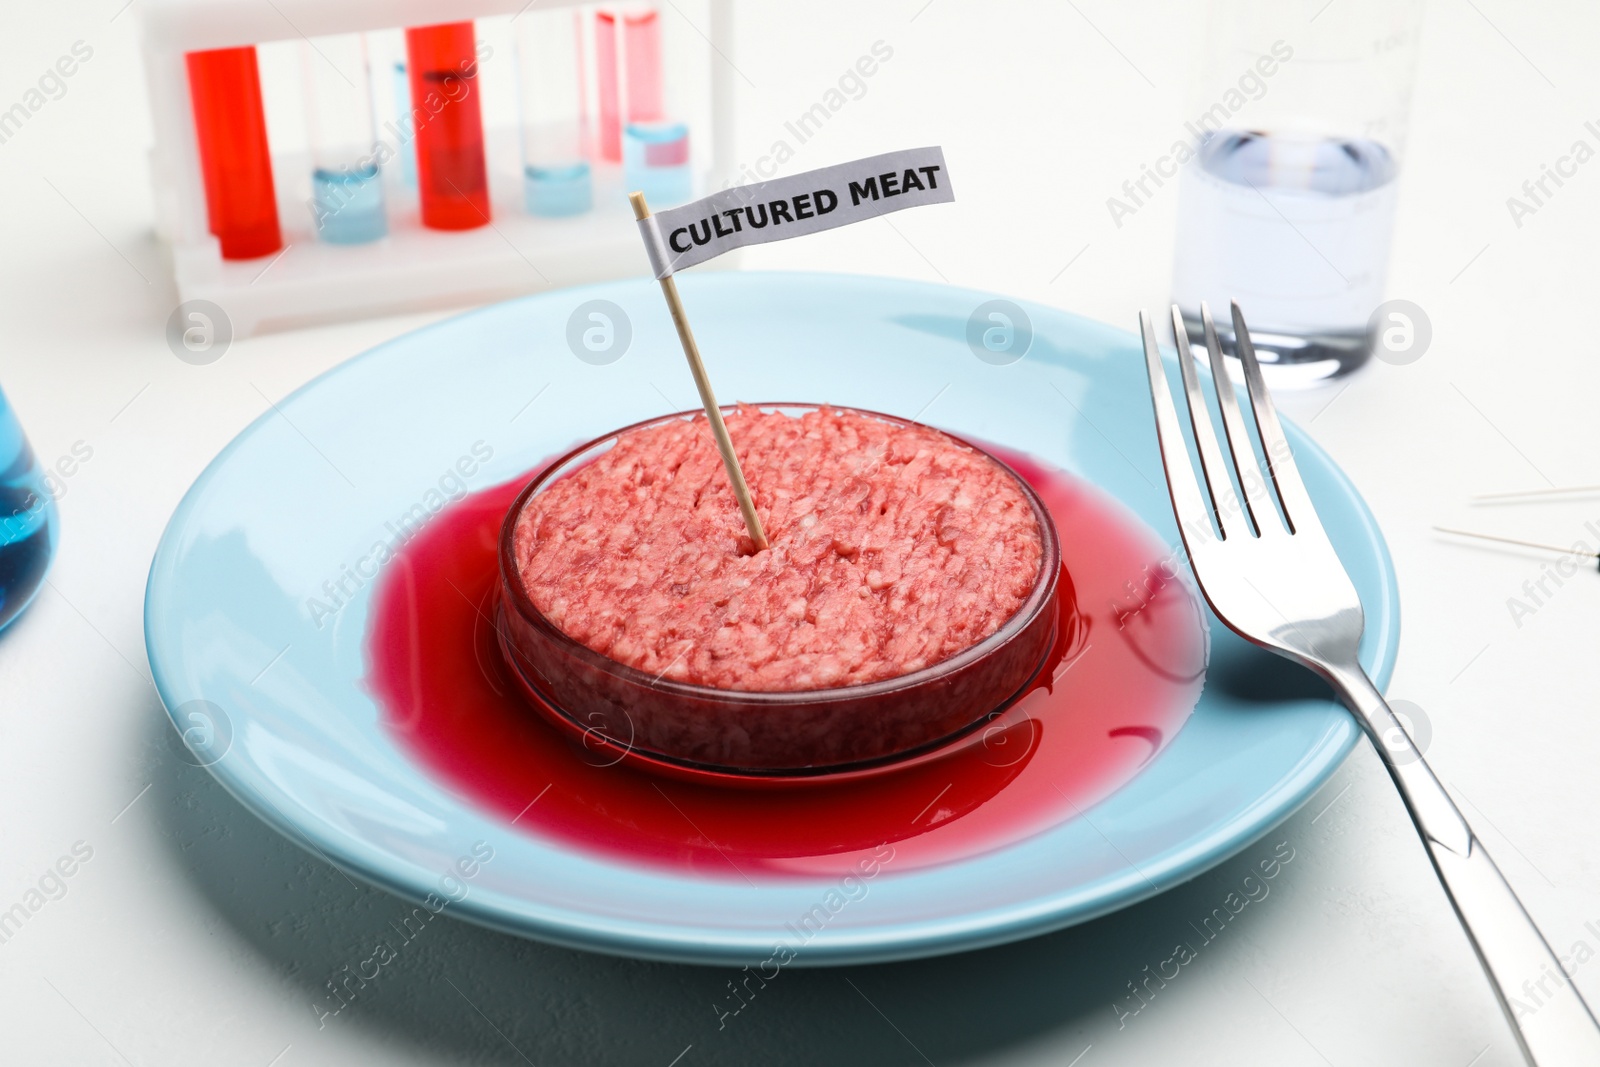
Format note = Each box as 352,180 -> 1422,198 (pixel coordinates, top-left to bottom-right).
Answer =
1199,303 -> 1278,536
1230,301 -> 1317,535
1138,310 -> 1219,550
1170,305 -> 1240,540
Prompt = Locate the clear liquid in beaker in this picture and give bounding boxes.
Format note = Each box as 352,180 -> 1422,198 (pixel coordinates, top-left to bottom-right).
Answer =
1171,130 -> 1400,386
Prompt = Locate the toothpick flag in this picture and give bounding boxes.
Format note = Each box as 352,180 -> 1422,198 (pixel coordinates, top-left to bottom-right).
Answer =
629,147 -> 955,552
637,146 -> 953,278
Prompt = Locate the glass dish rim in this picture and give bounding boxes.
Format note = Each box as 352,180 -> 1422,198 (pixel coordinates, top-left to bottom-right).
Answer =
496,401 -> 1062,708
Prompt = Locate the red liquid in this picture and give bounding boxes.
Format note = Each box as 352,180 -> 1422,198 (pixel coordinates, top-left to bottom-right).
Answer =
367,449 -> 1206,879
594,12 -> 622,163
185,47 -> 282,260
405,23 -> 490,231
595,10 -> 664,164
623,11 -> 664,124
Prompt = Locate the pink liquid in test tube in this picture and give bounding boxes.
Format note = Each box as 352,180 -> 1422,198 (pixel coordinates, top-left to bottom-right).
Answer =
624,10 -> 663,123
595,7 -> 664,164
595,11 -> 620,162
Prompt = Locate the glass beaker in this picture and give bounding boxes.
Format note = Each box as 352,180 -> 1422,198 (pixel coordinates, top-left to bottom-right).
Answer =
1170,0 -> 1425,386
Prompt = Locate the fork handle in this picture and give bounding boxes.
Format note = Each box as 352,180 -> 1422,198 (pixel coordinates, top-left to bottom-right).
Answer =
1329,664 -> 1600,1066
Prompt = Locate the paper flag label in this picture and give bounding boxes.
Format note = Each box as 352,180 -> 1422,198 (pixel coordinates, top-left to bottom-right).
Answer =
637,146 -> 953,278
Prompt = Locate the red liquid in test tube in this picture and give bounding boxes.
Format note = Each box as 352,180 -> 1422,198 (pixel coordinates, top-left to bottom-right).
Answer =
595,8 -> 664,164
185,47 -> 283,260
405,22 -> 490,230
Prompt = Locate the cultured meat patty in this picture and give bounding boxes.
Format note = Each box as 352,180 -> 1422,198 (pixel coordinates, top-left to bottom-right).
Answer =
511,407 -> 1044,692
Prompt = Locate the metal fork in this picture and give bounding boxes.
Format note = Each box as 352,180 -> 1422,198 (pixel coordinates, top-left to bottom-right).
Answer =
1139,301 -> 1600,1066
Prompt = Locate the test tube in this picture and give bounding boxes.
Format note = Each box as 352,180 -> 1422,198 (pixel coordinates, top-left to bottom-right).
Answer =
622,8 -> 664,124
595,6 -> 664,164
404,22 -> 490,230
392,60 -> 417,189
302,34 -> 387,244
595,10 -> 622,163
513,8 -> 592,217
616,9 -> 689,204
623,120 -> 691,205
185,46 -> 283,259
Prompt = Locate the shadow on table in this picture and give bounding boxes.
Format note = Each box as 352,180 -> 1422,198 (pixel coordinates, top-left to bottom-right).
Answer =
145,702 -> 1314,1067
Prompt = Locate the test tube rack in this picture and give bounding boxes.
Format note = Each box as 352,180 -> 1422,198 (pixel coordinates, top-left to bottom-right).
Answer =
140,0 -> 735,336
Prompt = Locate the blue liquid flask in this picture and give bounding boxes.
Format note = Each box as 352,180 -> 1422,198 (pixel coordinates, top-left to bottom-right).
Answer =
0,386 -> 57,632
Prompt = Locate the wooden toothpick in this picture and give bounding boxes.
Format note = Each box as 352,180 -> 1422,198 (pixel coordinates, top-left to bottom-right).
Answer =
1472,484 -> 1600,502
629,191 -> 769,551
1435,526 -> 1600,568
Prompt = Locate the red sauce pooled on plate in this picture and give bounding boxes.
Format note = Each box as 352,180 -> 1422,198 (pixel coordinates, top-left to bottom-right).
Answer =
367,446 -> 1207,879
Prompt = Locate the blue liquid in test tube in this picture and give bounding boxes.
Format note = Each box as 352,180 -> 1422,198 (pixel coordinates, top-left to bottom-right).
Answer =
0,387 -> 57,634
392,60 -> 417,189
624,121 -> 691,206
514,8 -> 593,218
524,161 -> 592,217
312,163 -> 387,244
302,33 -> 388,244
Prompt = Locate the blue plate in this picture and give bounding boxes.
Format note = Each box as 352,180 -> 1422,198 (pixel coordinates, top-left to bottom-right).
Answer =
145,272 -> 1396,966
